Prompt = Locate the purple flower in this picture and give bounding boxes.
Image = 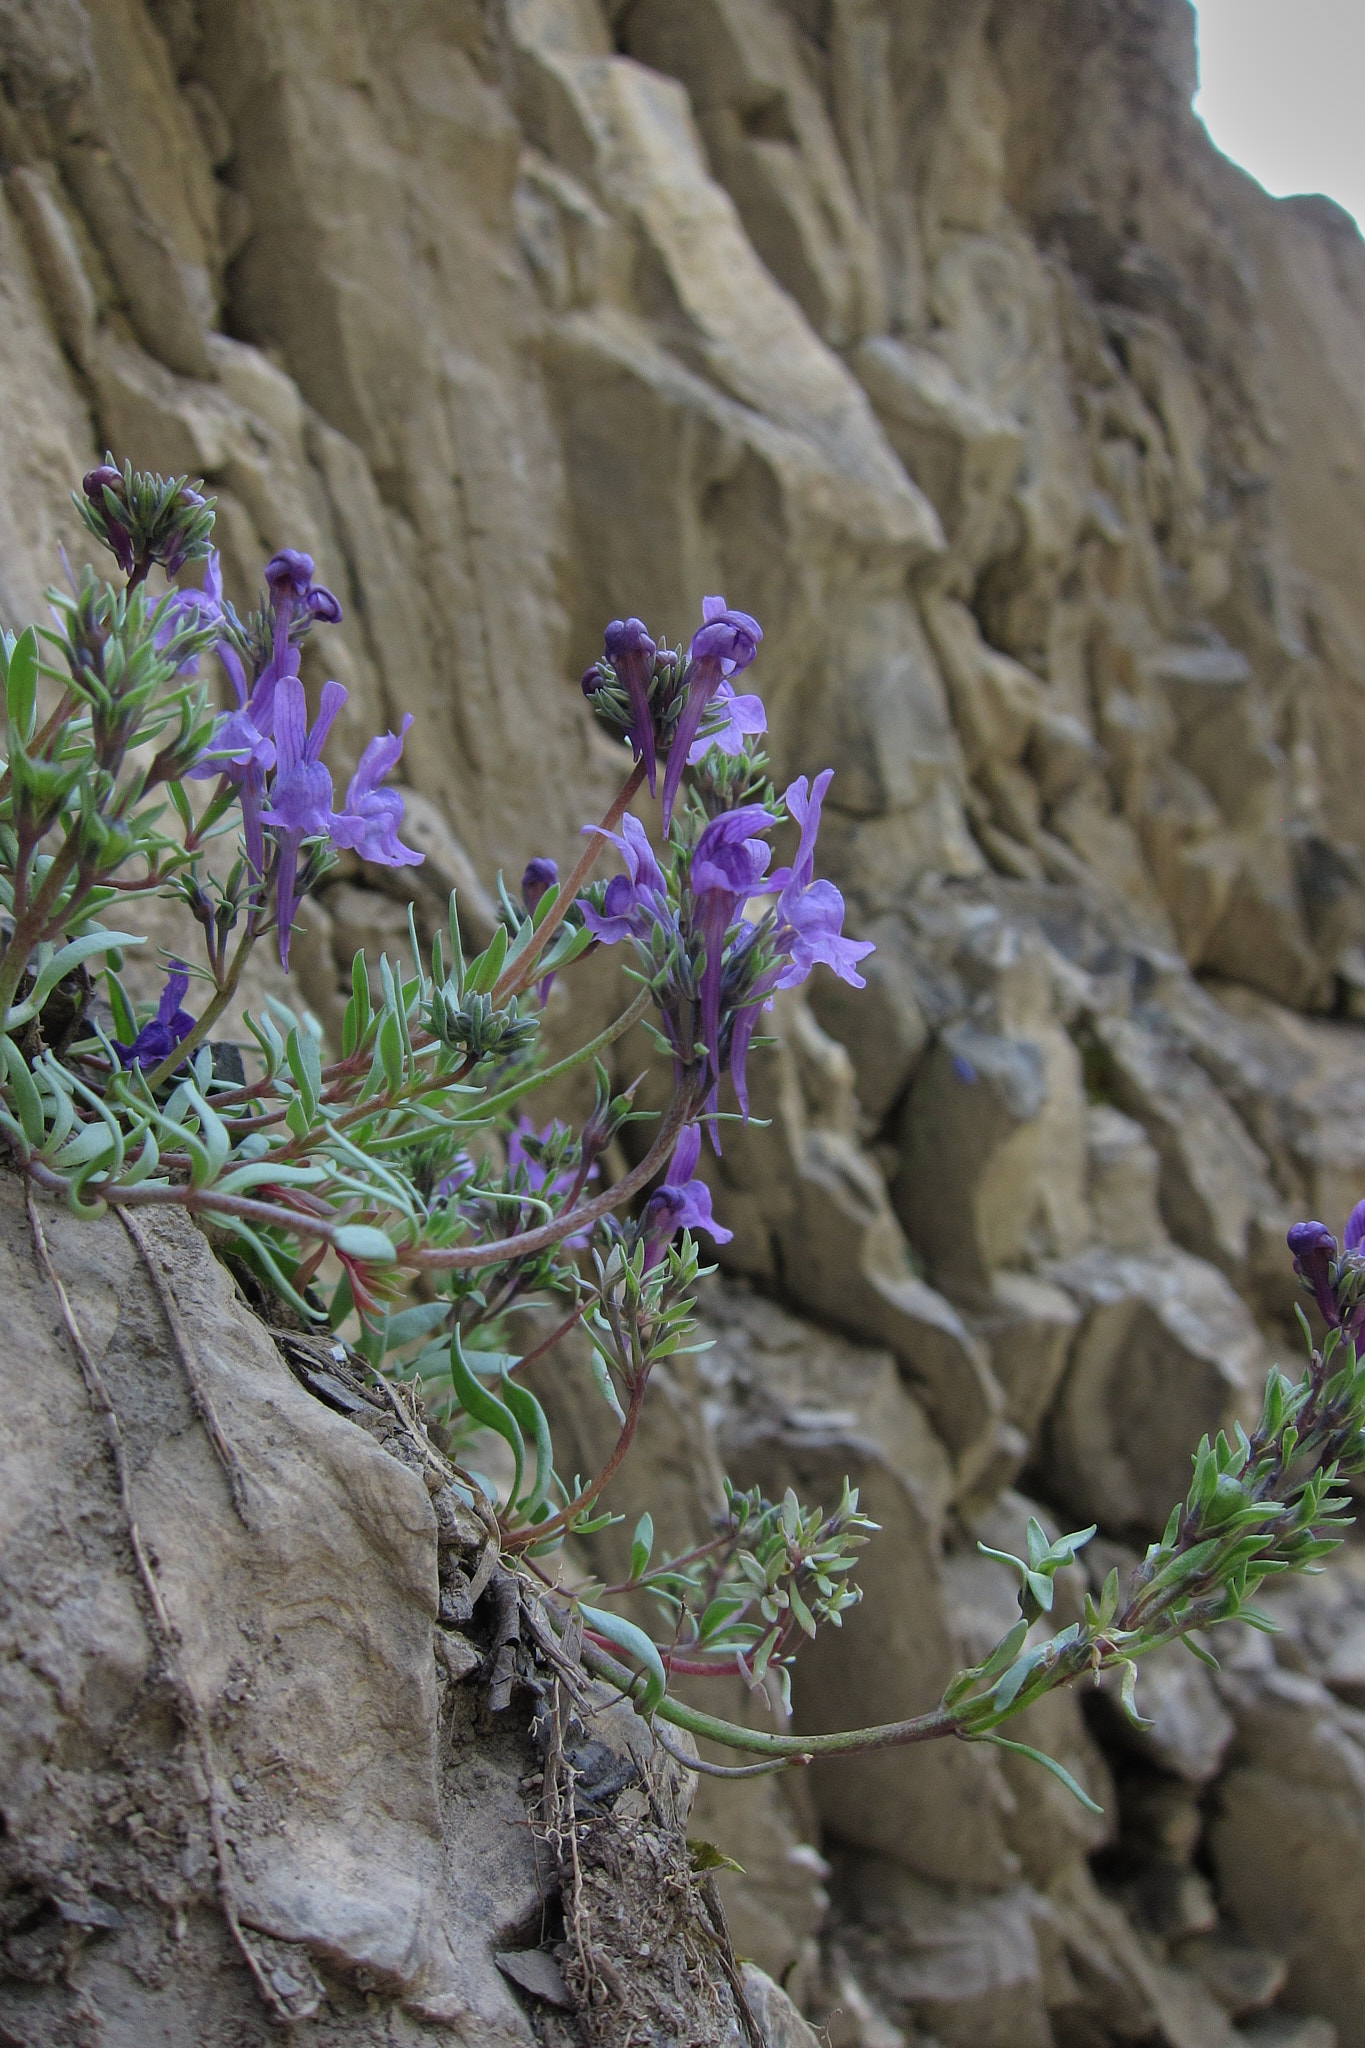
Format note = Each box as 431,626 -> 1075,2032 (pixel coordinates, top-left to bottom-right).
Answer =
114,961 -> 196,1071
770,772 -> 873,991
522,857 -> 559,913
640,1123 -> 733,1267
687,679 -> 767,764
1287,1220 -> 1338,1318
261,675 -> 346,966
330,717 -> 422,868
264,550 -> 317,602
264,549 -> 342,658
83,465 -> 134,578
155,548 -> 226,676
661,596 -> 762,828
580,814 -> 670,945
603,617 -> 660,794
691,805 -> 774,1083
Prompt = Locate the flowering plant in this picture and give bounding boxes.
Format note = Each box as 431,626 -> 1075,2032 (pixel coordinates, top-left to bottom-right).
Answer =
3,462 -> 1363,1796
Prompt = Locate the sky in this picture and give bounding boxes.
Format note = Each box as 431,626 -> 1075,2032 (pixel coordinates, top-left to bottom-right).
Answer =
1192,0 -> 1365,231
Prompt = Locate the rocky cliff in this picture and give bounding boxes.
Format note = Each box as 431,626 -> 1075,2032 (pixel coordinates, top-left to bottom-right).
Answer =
5,2 -> 1365,2045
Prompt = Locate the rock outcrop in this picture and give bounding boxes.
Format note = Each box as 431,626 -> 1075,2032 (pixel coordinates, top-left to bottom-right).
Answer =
5,1 -> 1365,2042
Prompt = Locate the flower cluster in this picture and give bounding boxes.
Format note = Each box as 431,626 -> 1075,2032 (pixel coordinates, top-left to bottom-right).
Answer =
581,595 -> 766,826
186,549 -> 421,963
78,459 -> 215,585
581,763 -> 872,1118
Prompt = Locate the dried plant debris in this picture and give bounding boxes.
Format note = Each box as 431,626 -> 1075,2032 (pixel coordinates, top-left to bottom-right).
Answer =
526,1677 -> 760,2048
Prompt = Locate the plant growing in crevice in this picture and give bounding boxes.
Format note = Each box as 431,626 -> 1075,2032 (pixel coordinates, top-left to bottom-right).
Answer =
4,463 -> 1362,1807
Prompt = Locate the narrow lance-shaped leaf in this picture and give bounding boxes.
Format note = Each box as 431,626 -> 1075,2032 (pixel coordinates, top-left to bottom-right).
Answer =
449,1327 -> 524,1508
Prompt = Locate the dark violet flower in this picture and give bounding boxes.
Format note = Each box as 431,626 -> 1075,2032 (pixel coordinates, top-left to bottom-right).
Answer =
261,675 -> 346,967
330,717 -> 422,869
522,857 -> 559,913
640,1124 -> 733,1267
687,679 -> 767,764
264,549 -> 342,655
580,815 -> 670,945
264,549 -> 317,601
1285,1216 -> 1365,1339
603,616 -> 660,793
83,465 -> 134,578
661,596 -> 762,828
690,804 -> 774,1083
114,960 -> 196,1071
1287,1220 -> 1339,1328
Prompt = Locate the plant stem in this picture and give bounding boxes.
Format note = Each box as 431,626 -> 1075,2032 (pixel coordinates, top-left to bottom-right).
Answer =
505,1300 -> 589,1378
476,985 -> 653,1122
554,1609 -> 960,1760
504,1368 -> 648,1552
418,1080 -> 699,1271
492,758 -> 646,1005
0,830 -> 83,1024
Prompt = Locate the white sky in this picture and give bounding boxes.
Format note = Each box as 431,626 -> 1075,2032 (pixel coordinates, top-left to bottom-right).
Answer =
1192,0 -> 1365,230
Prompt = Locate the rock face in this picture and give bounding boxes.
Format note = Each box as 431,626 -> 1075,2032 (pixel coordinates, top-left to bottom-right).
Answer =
5,0 -> 1365,2043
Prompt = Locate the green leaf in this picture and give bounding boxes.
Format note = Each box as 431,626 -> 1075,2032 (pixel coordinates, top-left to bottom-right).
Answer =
332,1223 -> 397,1264
992,1641 -> 1050,1713
342,948 -> 371,1058
589,1349 -> 625,1424
787,1580 -> 817,1638
0,1037 -> 44,1147
698,1595 -> 747,1642
377,1008 -> 404,1095
382,1301 -> 452,1353
981,1735 -> 1105,1816
630,1512 -> 655,1584
973,1617 -> 1030,1687
6,625 -> 39,741
500,1369 -> 555,1517
104,969 -> 137,1048
7,930 -> 146,1029
1118,1658 -> 1154,1730
465,921 -> 507,996
286,1025 -> 322,1119
182,1084 -> 229,1188
450,1328 -> 524,1508
1024,1570 -> 1055,1613
687,1839 -> 745,1877
578,1604 -> 667,1716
